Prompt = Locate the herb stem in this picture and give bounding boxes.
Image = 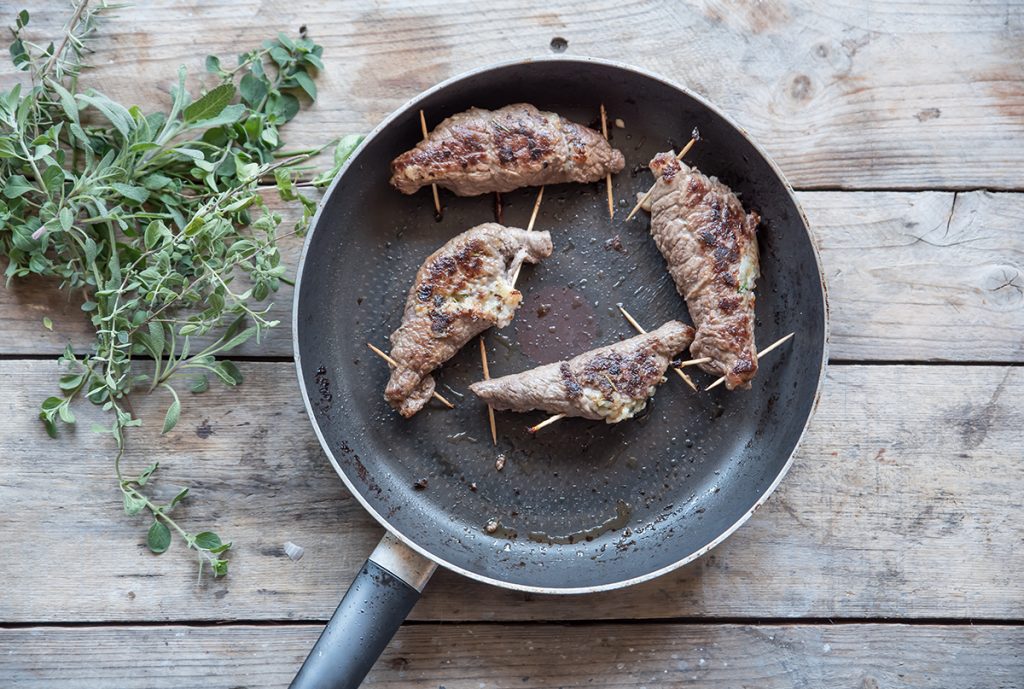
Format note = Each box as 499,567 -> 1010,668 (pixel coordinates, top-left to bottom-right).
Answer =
39,0 -> 91,79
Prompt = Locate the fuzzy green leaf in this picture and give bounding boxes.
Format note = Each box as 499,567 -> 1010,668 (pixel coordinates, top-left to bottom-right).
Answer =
123,491 -> 146,516
111,183 -> 150,205
239,73 -> 267,107
3,175 -> 34,199
137,462 -> 159,486
194,531 -> 222,550
161,387 -> 181,434
76,92 -> 134,136
147,520 -> 171,553
213,360 -> 243,386
292,71 -> 317,100
183,83 -> 235,123
170,487 -> 189,506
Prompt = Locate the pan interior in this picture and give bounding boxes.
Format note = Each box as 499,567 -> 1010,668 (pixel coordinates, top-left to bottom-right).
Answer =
296,60 -> 825,591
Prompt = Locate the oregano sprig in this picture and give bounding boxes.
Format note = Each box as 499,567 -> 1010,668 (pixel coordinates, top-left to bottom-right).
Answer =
1,2 -> 361,577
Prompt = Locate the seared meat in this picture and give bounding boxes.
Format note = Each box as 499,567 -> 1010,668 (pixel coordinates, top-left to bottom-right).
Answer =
640,152 -> 761,390
390,103 -> 626,196
386,223 -> 553,417
470,321 -> 694,423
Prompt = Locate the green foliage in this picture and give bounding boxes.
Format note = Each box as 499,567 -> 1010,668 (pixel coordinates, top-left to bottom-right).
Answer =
1,2 -> 361,577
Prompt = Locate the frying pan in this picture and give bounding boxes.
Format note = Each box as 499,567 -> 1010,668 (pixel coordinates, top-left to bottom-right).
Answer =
289,57 -> 828,689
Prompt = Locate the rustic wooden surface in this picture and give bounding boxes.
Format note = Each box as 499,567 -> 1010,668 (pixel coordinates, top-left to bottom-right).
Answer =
1,1 -> 1022,687
2,624 -> 1022,688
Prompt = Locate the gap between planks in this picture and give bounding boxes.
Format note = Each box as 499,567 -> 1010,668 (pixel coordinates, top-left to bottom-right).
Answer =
3,617 -> 1023,629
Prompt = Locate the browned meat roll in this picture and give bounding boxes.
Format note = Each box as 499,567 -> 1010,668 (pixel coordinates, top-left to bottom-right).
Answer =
390,104 -> 625,196
386,223 -> 553,417
469,321 -> 694,423
640,152 -> 761,390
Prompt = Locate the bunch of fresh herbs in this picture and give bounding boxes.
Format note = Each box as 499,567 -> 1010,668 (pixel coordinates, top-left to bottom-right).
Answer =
0,1 -> 361,577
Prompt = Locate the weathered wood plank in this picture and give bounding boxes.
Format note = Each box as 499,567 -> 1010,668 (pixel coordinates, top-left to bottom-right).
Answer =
814,190 -> 1024,362
1,1 -> 1021,189
1,623 -> 1021,688
0,362 -> 1019,622
2,190 -> 1021,361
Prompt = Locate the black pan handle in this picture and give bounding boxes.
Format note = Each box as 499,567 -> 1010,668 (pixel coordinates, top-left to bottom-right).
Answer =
290,533 -> 436,689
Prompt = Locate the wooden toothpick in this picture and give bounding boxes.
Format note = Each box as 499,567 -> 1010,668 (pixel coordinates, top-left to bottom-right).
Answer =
528,413 -> 566,434
419,110 -> 442,217
510,186 -> 545,287
527,185 -> 544,233
366,342 -> 455,408
600,104 -> 614,220
617,305 -> 697,391
479,336 -> 497,446
705,332 -> 796,391
625,135 -> 698,221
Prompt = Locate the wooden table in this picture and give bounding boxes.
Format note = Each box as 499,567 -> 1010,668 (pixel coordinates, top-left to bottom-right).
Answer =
2,2 -> 1022,686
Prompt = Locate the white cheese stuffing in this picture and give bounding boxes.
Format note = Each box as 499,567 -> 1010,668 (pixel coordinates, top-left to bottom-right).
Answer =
737,253 -> 759,293
581,384 -> 659,423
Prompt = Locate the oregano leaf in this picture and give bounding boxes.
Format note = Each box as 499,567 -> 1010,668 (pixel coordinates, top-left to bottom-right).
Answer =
194,531 -> 222,550
147,520 -> 171,553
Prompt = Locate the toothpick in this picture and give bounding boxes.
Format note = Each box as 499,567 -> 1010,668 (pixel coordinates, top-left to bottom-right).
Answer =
510,186 -> 545,286
527,185 -> 544,232
600,104 -> 614,220
617,305 -> 697,391
528,413 -> 566,434
366,343 -> 455,408
419,110 -> 442,217
479,336 -> 497,446
625,136 -> 698,221
705,332 -> 795,391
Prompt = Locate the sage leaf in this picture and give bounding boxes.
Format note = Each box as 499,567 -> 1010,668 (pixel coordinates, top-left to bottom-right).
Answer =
161,386 -> 181,434
183,83 -> 235,123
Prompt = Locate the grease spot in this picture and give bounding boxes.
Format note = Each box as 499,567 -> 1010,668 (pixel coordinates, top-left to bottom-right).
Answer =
196,419 -> 214,439
915,107 -> 941,122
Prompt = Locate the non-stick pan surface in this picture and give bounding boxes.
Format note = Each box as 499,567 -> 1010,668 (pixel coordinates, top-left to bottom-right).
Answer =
294,57 -> 827,593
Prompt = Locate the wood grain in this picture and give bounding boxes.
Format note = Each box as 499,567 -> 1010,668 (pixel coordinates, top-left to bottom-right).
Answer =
1,623 -> 1021,688
0,361 -> 1019,623
0,1 -> 1021,190
2,190 -> 1021,361
813,190 -> 1024,362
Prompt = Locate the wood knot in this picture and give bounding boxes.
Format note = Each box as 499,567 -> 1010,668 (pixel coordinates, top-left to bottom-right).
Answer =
789,74 -> 813,101
550,36 -> 568,53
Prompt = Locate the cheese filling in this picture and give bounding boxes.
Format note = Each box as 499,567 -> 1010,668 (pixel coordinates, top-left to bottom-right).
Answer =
581,381 -> 662,423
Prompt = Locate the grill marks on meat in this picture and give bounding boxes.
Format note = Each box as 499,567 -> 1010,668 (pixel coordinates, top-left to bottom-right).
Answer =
469,321 -> 694,423
390,104 -> 626,196
640,152 -> 761,390
386,223 -> 553,417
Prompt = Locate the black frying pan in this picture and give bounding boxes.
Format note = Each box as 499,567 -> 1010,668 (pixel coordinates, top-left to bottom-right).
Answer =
289,57 -> 828,689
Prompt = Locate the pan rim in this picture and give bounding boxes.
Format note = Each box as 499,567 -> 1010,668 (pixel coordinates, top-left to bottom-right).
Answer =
293,55 -> 830,594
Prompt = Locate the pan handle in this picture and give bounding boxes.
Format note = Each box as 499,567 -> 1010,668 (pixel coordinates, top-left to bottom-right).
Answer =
290,532 -> 437,689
